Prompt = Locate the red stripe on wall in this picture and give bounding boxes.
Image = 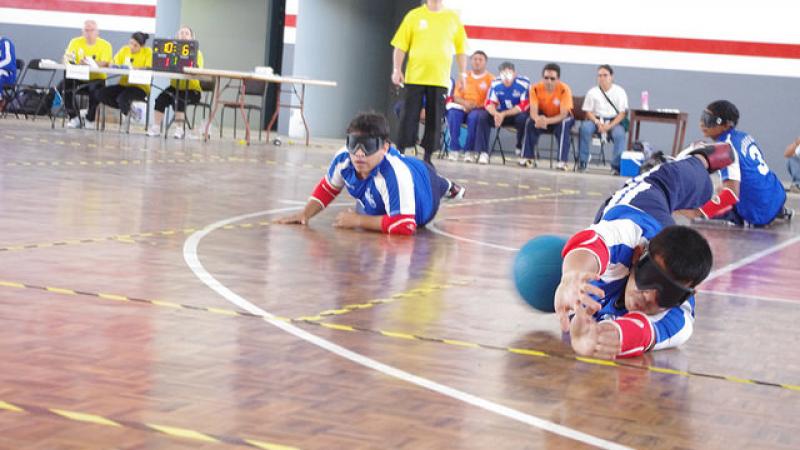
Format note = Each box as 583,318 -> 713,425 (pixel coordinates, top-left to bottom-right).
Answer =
465,25 -> 800,60
0,0 -> 156,18
285,14 -> 296,27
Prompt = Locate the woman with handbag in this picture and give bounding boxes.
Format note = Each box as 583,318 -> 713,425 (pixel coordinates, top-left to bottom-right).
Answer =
577,64 -> 629,174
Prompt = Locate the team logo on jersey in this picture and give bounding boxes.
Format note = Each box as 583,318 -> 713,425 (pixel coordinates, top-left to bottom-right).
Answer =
419,19 -> 428,30
553,98 -> 561,106
512,90 -> 521,97
479,82 -> 487,90
364,188 -> 377,209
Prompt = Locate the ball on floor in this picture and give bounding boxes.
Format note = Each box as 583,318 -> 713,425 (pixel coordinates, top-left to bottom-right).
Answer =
513,235 -> 568,313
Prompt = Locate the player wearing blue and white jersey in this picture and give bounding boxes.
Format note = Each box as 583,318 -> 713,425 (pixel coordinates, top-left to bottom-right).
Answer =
276,112 -> 464,235
473,61 -> 531,158
693,100 -> 792,226
553,145 -> 733,360
0,36 -> 16,88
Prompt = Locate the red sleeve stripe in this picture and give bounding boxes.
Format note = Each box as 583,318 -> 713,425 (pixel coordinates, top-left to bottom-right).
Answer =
517,98 -> 530,112
562,229 -> 610,274
381,214 -> 417,235
699,187 -> 739,218
310,177 -> 341,207
612,312 -> 655,358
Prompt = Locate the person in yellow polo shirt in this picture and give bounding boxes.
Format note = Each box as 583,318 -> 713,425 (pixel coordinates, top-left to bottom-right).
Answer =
61,19 -> 113,128
93,32 -> 153,127
522,63 -> 575,170
148,26 -> 205,139
391,0 -> 467,164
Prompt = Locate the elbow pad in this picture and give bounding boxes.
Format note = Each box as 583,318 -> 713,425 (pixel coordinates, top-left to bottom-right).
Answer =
562,229 -> 610,275
689,142 -> 734,172
381,214 -> 417,235
607,312 -> 655,358
699,187 -> 738,218
310,177 -> 341,208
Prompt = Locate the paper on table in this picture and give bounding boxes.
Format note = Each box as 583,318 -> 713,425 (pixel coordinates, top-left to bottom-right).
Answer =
128,69 -> 153,85
65,64 -> 90,80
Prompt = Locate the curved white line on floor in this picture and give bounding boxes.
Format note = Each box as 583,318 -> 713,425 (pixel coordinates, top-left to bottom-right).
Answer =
183,207 -> 630,450
427,220 -> 517,252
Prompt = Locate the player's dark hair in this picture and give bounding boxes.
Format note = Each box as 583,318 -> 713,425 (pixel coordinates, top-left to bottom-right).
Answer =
542,63 -> 561,78
132,32 -> 149,46
498,61 -> 515,72
649,225 -> 712,287
706,100 -> 739,127
472,50 -> 488,60
598,64 -> 614,75
347,112 -> 390,140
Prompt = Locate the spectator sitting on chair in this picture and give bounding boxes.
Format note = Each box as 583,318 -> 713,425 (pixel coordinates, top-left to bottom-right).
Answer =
61,20 -> 113,128
391,0 -> 468,164
148,26 -> 204,139
522,63 -> 575,170
475,62 -> 530,165
445,50 -> 493,164
783,137 -> 800,193
578,64 -> 629,173
93,32 -> 152,129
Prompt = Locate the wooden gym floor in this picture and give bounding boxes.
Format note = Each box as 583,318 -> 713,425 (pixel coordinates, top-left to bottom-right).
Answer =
0,118 -> 798,450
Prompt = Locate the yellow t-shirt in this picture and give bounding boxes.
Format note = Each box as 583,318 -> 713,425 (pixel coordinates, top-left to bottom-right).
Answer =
65,37 -> 113,80
391,5 -> 467,88
113,46 -> 153,94
170,50 -> 204,92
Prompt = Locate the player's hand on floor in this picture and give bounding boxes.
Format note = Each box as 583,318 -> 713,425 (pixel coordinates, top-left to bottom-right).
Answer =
333,209 -> 361,229
554,270 -> 604,332
593,322 -> 621,360
274,212 -> 308,225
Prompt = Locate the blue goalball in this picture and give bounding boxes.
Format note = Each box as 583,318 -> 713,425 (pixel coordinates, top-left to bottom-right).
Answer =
512,235 -> 568,313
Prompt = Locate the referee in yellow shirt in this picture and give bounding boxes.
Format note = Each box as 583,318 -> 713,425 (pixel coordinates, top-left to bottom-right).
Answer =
391,0 -> 468,164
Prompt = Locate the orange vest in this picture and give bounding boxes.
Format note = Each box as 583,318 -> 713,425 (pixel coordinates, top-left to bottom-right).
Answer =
454,71 -> 494,106
531,81 -> 573,117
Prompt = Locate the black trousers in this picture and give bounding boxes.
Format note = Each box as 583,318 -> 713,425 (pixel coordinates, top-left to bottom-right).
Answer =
397,84 -> 446,164
97,84 -> 146,115
154,86 -> 201,113
59,78 -> 105,119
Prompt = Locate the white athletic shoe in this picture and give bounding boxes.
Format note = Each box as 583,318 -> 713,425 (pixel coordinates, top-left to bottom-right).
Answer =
146,124 -> 161,137
173,127 -> 185,139
518,158 -> 535,168
556,161 -> 568,171
448,152 -> 459,162
463,152 -> 477,163
478,152 -> 490,165
66,116 -> 82,129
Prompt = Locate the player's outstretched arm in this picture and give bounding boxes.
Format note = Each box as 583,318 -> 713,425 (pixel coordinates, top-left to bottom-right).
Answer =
554,249 -> 605,332
274,199 -> 324,225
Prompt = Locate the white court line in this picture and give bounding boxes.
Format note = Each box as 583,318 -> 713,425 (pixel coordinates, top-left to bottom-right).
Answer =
428,221 -> 517,252
183,206 -> 630,450
704,233 -> 800,282
698,290 -> 799,305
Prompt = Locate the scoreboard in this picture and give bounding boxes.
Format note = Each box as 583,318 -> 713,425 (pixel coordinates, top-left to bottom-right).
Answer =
152,39 -> 198,72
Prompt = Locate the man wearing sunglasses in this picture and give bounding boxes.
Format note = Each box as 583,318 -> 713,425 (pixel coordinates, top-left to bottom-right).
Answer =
276,112 -> 465,235
523,63 -> 575,170
689,100 -> 792,226
552,144 -> 735,359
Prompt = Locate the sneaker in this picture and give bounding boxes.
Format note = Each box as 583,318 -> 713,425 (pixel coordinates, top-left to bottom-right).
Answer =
577,162 -> 588,172
518,158 -> 535,168
66,116 -> 83,129
556,161 -> 568,171
463,152 -> 477,163
788,184 -> 800,194
514,147 -> 522,156
173,127 -> 185,139
478,152 -> 490,165
146,124 -> 161,137
445,181 -> 466,201
777,207 -> 795,221
448,152 -> 459,162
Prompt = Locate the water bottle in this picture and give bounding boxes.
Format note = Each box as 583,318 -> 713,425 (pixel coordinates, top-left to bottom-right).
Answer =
641,91 -> 649,110
599,118 -> 608,143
